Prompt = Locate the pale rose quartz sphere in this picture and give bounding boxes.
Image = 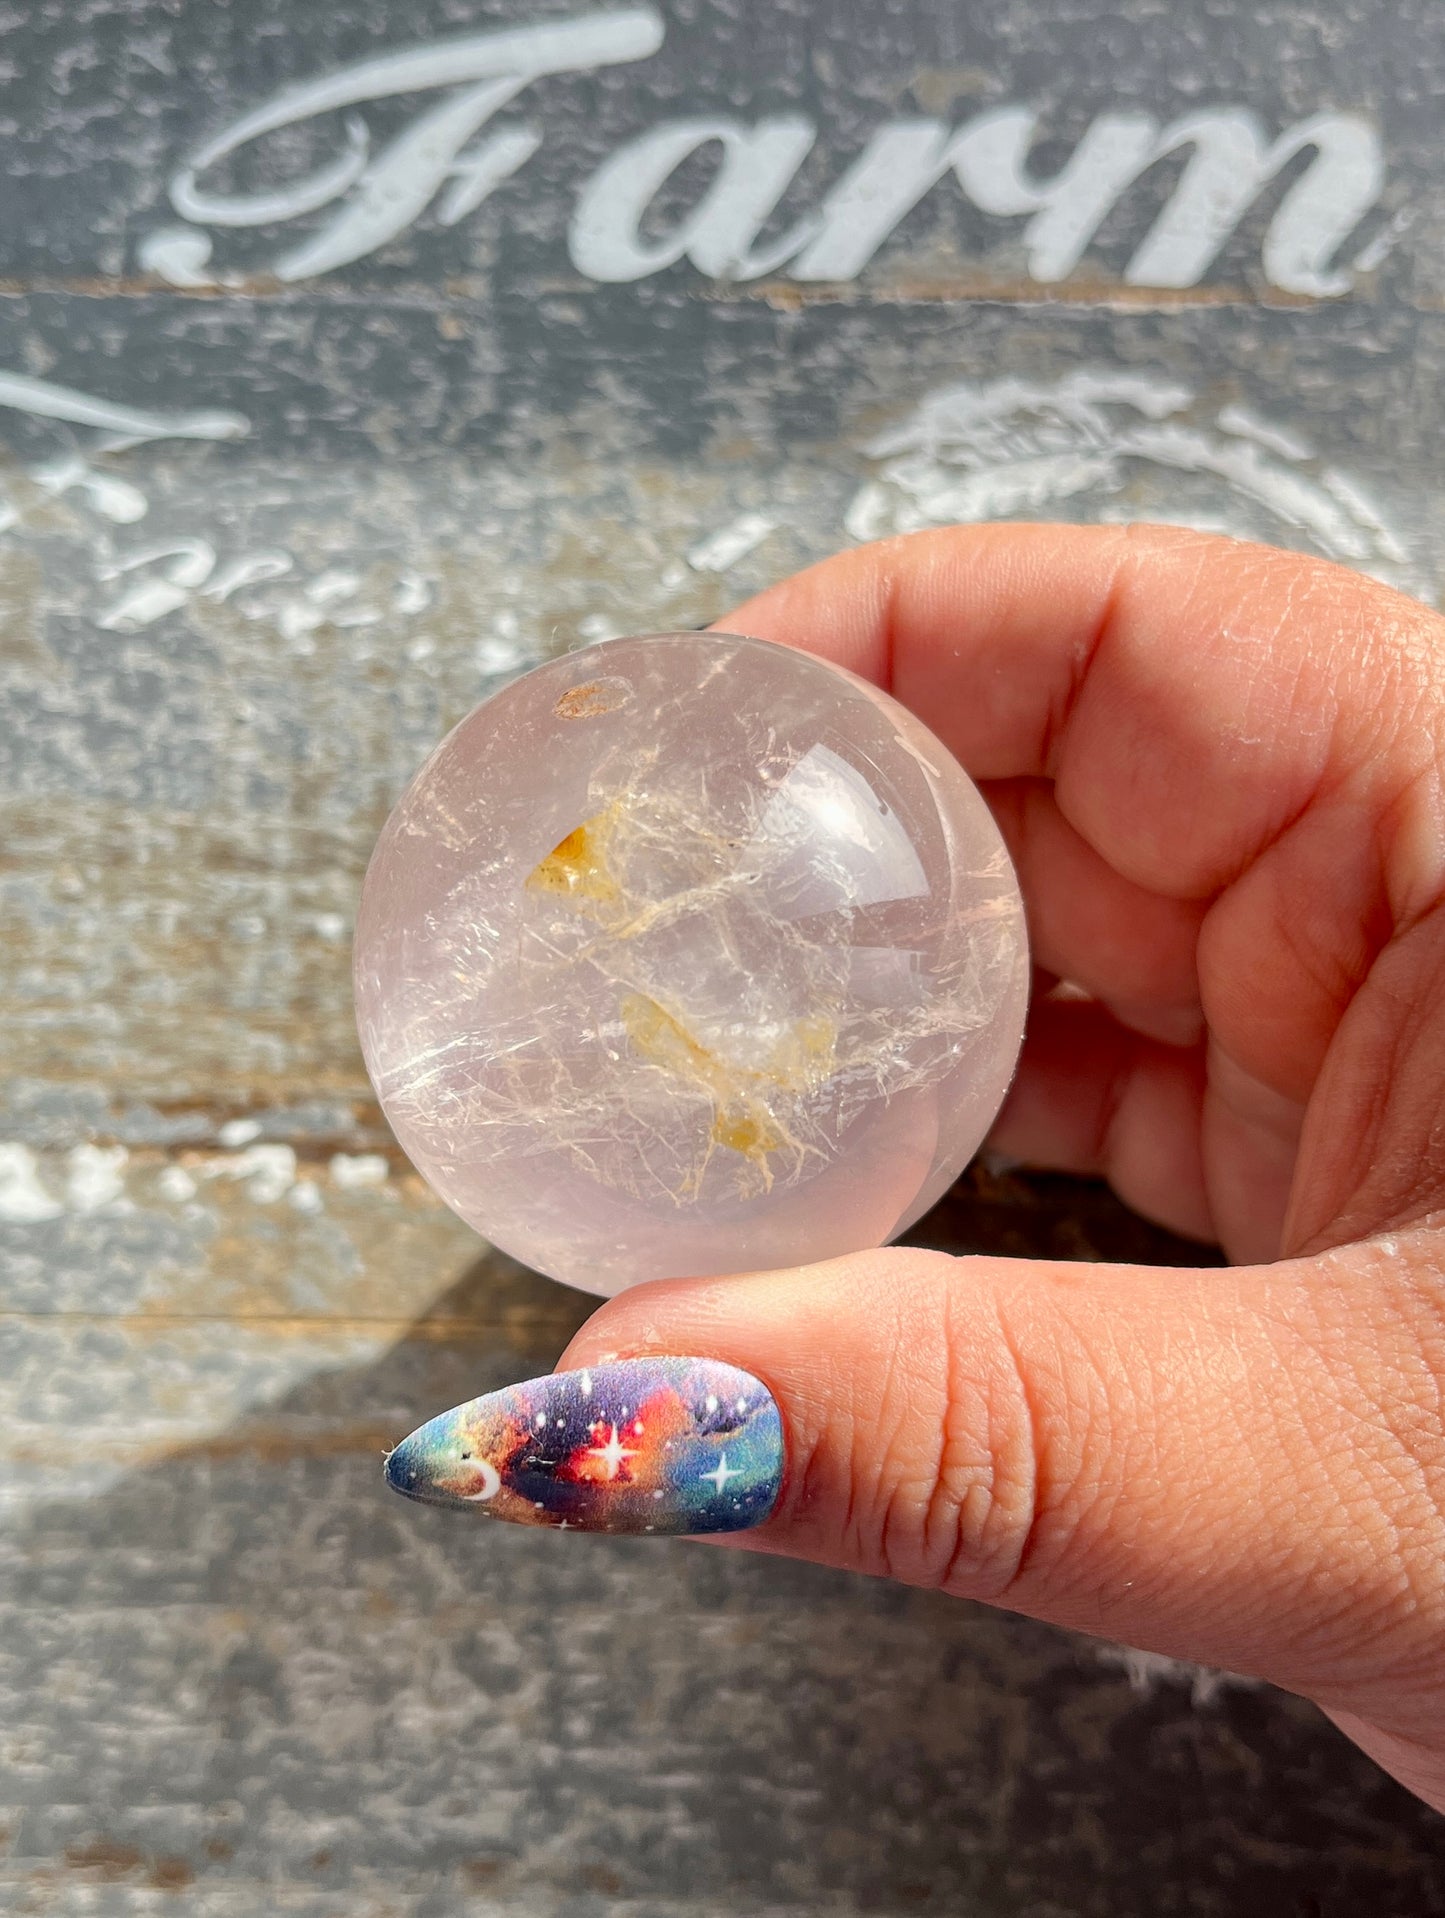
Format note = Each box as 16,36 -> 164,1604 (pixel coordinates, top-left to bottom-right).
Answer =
354,633 -> 1028,1296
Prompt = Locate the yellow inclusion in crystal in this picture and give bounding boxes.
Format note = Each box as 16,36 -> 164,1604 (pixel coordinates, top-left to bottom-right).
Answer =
528,797 -> 840,1196
709,1108 -> 786,1162
620,992 -> 834,1192
525,806 -> 624,916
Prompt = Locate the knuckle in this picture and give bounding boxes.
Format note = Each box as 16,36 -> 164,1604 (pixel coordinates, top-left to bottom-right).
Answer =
859,1259 -> 1090,1602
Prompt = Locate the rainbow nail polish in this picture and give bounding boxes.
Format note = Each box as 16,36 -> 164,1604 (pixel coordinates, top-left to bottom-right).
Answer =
385,1357 -> 783,1535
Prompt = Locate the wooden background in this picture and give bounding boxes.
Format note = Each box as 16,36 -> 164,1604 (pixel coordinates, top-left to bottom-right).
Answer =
2,0 -> 1443,1910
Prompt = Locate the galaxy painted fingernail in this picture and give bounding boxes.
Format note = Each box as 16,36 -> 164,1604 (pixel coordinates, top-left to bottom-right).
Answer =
384,1358 -> 782,1536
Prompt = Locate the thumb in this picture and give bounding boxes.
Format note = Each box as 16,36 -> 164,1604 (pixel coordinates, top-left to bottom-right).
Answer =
550,1241 -> 1443,1740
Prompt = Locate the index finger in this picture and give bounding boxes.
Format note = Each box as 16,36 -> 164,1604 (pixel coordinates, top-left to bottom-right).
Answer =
718,523 -> 1443,914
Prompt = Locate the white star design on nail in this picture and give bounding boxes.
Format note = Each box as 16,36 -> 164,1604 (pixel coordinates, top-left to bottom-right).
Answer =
585,1422 -> 639,1480
700,1453 -> 739,1495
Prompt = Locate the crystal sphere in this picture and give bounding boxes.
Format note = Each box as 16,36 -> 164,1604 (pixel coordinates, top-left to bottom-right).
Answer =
354,633 -> 1029,1296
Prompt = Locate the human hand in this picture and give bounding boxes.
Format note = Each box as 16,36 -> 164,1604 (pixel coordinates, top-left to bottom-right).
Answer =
550,526 -> 1445,1811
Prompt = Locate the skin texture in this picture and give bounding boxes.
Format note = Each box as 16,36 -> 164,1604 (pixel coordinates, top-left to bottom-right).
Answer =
556,525 -> 1445,1812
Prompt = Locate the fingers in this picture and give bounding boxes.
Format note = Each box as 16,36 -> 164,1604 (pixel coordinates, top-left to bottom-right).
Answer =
721,526 -> 1443,1063
982,776 -> 1205,1046
989,995 -> 1301,1259
987,997 -> 1216,1246
720,525 -> 1445,1252
721,524 -> 1436,901
1200,1037 -> 1307,1264
558,1237 -> 1445,1793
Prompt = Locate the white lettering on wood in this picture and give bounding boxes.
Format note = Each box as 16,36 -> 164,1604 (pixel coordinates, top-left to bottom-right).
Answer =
569,116 -> 817,280
137,9 -> 1389,299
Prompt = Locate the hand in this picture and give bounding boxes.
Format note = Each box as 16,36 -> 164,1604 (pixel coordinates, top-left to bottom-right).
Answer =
557,525 -> 1445,1810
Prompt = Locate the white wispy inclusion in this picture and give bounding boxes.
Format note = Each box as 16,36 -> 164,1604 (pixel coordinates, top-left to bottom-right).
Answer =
355,633 -> 1029,1290
380,733 -> 1020,1209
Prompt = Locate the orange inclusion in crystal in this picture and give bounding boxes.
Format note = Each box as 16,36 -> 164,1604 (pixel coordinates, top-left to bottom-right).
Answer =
528,798 -> 839,1192
709,1108 -> 786,1159
621,992 -> 833,1186
524,810 -> 623,914
553,679 -> 628,720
